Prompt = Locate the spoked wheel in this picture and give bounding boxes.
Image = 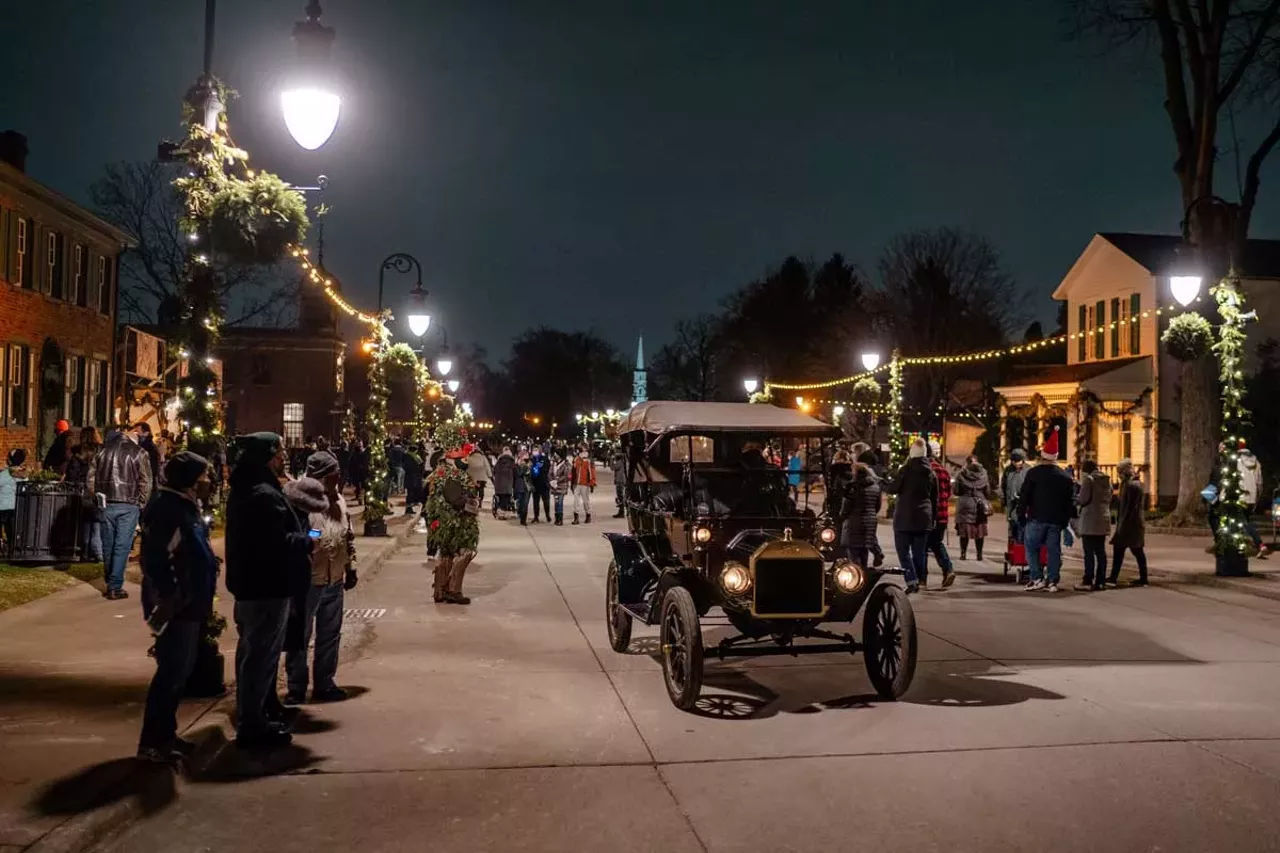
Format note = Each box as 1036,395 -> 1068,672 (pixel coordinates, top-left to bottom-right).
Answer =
659,586 -> 703,710
863,583 -> 917,700
605,561 -> 632,653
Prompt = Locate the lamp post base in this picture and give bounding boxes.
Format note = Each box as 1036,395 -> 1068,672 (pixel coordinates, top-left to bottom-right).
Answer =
363,518 -> 388,537
1215,550 -> 1250,577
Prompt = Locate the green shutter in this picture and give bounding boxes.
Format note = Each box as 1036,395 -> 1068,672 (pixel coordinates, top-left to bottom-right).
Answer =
1094,300 -> 1105,359
1078,305 -> 1087,360
1130,293 -> 1141,354
1110,298 -> 1120,357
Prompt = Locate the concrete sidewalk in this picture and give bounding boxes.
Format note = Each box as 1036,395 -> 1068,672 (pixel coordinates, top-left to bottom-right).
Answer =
0,502 -> 412,851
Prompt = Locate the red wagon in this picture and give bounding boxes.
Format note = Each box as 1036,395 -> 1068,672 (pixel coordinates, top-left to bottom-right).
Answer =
1003,542 -> 1048,585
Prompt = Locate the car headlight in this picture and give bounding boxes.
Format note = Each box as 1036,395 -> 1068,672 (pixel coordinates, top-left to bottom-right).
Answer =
694,526 -> 713,544
833,561 -> 865,594
720,562 -> 752,595
818,527 -> 836,545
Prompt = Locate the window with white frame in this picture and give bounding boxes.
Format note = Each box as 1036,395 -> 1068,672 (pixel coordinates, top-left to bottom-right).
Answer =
16,218 -> 29,289
71,244 -> 84,306
64,355 -> 85,424
96,255 -> 111,315
45,231 -> 64,298
5,344 -> 32,426
283,403 -> 305,447
88,358 -> 107,426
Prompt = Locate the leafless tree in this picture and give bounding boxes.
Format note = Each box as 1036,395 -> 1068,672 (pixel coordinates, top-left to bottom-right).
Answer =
1072,0 -> 1280,522
650,315 -> 724,400
90,161 -> 298,328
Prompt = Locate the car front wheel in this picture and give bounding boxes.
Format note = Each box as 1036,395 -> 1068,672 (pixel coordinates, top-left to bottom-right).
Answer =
863,583 -> 917,700
605,561 -> 632,653
660,585 -> 703,710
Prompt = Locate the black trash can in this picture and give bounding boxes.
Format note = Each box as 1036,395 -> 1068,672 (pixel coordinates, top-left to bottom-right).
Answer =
12,481 -> 84,562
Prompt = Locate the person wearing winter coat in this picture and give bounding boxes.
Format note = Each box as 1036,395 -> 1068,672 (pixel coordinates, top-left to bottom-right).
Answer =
571,445 -> 598,524
528,447 -> 552,523
513,452 -> 531,525
1017,430 -> 1073,592
348,441 -> 369,504
1108,459 -> 1149,586
426,448 -> 481,604
402,445 -> 425,515
225,432 -> 314,750
1073,460 -> 1111,590
1237,447 -> 1269,556
1001,448 -> 1029,543
856,449 -> 887,566
466,445 -> 494,510
611,448 -> 627,518
926,442 -> 956,588
953,455 -> 991,561
65,427 -> 104,562
135,451 -> 218,763
839,462 -> 881,569
283,452 -> 353,704
550,450 -> 571,525
0,449 -> 26,558
884,439 -> 937,594
492,448 -> 516,519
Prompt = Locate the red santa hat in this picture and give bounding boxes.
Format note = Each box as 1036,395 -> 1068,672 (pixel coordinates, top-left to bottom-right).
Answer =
1041,427 -> 1060,461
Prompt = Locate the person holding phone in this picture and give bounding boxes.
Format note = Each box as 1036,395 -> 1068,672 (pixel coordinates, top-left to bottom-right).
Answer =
282,451 -> 354,703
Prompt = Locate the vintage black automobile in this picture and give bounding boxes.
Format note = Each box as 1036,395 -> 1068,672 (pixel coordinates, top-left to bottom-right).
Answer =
604,401 -> 917,711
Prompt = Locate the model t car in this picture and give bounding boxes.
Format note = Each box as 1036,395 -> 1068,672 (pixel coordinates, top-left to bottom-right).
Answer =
604,401 -> 917,711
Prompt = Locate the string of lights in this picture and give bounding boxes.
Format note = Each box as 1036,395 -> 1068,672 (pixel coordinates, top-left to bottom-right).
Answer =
288,245 -> 383,327
763,299 -> 1201,391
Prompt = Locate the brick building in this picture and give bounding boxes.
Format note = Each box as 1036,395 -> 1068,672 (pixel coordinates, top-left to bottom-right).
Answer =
0,132 -> 130,463
218,274 -> 347,445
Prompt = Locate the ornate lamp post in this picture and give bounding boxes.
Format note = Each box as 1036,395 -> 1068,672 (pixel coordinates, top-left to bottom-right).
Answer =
281,2 -> 342,150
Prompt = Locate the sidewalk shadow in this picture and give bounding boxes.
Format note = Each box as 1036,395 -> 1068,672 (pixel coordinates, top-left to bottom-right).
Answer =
33,758 -> 177,820
0,670 -> 146,709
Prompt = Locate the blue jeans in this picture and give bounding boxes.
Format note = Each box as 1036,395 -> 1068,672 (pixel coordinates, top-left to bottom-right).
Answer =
138,618 -> 200,748
101,502 -> 140,592
554,493 -> 565,522
1023,520 -> 1063,584
285,582 -> 345,696
927,527 -> 954,576
894,531 -> 929,585
83,516 -> 103,562
233,598 -> 290,738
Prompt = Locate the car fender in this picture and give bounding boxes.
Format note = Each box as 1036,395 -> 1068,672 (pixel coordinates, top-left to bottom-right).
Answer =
602,532 -> 660,605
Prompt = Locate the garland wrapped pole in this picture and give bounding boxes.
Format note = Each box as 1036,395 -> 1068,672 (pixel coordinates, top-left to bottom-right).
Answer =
362,320 -> 393,536
1211,273 -> 1257,576
887,349 -> 905,469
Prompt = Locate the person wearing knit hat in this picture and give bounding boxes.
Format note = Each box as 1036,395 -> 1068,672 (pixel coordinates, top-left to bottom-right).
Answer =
283,462 -> 353,704
1016,427 -> 1074,592
885,438 -> 938,593
225,431 -> 314,750
135,450 -> 217,762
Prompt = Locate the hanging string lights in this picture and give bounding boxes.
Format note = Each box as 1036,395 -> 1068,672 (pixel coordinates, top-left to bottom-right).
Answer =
1211,273 -> 1257,564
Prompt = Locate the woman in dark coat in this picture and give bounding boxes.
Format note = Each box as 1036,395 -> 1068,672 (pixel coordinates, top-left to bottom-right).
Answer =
1108,459 -> 1148,586
839,461 -> 881,569
348,441 -> 369,504
953,455 -> 991,561
884,439 -> 937,593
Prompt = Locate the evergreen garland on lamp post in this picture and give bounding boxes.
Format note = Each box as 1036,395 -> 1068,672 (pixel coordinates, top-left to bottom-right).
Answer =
1210,273 -> 1257,574
887,349 -> 906,469
362,320 -> 392,536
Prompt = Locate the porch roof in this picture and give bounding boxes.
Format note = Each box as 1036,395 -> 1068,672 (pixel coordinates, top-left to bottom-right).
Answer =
994,356 -> 1152,405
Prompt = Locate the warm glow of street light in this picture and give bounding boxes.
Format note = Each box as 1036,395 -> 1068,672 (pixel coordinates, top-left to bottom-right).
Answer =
605,408 -> 615,417
1170,275 -> 1203,307
833,405 -> 846,418
743,378 -> 759,395
591,411 -> 600,419
861,352 -> 881,372
281,88 -> 341,150
436,357 -> 453,377
447,379 -> 460,393
407,313 -> 431,338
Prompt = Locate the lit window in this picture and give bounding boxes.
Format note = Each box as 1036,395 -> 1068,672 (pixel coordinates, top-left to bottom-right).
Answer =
283,403 -> 305,447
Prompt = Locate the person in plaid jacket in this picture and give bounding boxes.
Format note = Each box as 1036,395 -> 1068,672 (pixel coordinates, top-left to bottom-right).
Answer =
926,441 -> 957,589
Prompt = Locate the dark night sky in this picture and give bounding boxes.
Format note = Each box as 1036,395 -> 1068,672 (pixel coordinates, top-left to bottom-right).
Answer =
4,1 -> 1278,365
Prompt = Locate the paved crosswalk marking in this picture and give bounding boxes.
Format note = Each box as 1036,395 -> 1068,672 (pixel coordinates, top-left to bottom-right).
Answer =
343,608 -> 386,620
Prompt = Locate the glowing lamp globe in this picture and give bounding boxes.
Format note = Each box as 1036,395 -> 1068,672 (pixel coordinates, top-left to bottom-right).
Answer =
436,357 -> 453,377
743,378 -> 759,395
861,352 -> 881,372
281,88 -> 341,150
1170,275 -> 1203,307
447,379 -> 460,393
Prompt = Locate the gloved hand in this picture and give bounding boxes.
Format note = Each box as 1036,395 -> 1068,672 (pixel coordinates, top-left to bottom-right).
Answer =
344,568 -> 359,591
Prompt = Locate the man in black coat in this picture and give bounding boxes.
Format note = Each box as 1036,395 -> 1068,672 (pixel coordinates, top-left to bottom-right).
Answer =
885,439 -> 937,594
225,432 -> 313,749
1017,428 -> 1074,592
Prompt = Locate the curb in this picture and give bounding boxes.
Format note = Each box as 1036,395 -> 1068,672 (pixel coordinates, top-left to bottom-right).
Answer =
26,517 -> 418,853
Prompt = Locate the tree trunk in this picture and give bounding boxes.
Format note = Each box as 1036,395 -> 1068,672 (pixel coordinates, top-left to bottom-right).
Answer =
1167,357 -> 1219,525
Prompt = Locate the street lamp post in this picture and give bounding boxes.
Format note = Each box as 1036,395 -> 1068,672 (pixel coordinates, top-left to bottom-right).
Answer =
861,351 -> 881,372
281,2 -> 342,151
743,378 -> 759,398
377,252 -> 424,317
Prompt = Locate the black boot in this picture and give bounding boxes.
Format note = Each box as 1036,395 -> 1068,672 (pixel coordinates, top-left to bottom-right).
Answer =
572,513 -> 580,525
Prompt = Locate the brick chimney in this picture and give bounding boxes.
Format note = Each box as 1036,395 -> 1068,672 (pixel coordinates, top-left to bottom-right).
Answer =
0,131 -> 28,172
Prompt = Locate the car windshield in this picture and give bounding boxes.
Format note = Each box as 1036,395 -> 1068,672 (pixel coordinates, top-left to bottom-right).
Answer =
658,432 -> 829,518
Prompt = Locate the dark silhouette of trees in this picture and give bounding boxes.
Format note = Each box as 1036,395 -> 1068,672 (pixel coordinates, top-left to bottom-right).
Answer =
650,315 -> 724,401
497,328 -> 630,433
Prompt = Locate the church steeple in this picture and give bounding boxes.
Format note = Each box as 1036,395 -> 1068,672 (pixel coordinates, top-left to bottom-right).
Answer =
632,335 -> 647,406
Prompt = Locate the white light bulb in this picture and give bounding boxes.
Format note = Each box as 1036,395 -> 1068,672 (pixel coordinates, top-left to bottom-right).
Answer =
281,88 -> 341,150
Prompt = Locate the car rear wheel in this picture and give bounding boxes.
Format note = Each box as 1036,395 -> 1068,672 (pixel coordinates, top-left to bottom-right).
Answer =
660,586 -> 703,710
863,583 -> 917,700
605,561 -> 632,653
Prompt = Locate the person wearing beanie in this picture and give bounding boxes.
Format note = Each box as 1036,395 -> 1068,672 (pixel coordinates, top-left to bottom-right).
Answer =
925,441 -> 957,589
885,438 -> 937,593
225,432 -> 314,750
136,451 -> 217,762
281,452 -> 354,704
1017,428 -> 1074,592
1001,448 -> 1030,543
1107,459 -> 1149,587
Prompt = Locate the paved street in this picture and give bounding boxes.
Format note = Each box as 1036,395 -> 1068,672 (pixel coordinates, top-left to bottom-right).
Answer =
91,506 -> 1280,853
